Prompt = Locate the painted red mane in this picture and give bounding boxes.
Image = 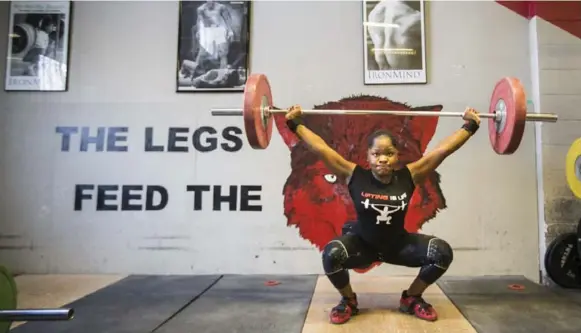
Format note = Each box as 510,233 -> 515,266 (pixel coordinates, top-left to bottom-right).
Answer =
274,95 -> 447,252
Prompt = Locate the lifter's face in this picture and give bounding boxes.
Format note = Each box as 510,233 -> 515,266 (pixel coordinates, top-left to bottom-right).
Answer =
367,136 -> 399,177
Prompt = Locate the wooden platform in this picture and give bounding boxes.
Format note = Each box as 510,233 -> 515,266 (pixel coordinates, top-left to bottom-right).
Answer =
302,275 -> 476,333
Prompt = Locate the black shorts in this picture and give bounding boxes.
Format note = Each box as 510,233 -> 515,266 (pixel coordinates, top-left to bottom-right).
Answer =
337,222 -> 438,270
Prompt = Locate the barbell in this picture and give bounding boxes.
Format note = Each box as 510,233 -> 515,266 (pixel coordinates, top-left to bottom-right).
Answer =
0,265 -> 74,333
211,73 -> 558,155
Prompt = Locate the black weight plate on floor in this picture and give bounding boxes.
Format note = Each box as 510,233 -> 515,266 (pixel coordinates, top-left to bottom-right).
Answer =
545,232 -> 581,289
545,235 -> 554,279
0,265 -> 17,333
577,217 -> 581,259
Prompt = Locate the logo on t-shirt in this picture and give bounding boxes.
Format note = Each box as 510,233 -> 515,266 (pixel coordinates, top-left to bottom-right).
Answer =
361,191 -> 408,225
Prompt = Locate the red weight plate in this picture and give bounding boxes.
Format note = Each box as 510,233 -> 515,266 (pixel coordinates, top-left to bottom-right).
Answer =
488,77 -> 527,155
243,74 -> 274,149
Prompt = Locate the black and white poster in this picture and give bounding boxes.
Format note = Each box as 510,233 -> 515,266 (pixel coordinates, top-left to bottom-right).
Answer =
4,1 -> 71,91
176,0 -> 250,92
363,0 -> 427,85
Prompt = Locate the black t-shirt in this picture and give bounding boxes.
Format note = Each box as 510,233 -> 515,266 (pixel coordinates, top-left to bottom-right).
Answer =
347,165 -> 416,251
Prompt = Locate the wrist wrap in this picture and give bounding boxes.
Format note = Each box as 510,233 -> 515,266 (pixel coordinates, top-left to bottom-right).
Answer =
286,118 -> 303,133
462,119 -> 479,135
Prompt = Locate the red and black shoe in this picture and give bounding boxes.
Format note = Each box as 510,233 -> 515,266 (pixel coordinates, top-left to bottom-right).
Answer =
399,290 -> 438,321
329,294 -> 359,325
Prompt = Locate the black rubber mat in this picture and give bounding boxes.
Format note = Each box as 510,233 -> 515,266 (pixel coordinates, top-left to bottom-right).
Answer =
437,276 -> 581,333
11,275 -> 221,333
153,275 -> 318,333
549,286 -> 581,307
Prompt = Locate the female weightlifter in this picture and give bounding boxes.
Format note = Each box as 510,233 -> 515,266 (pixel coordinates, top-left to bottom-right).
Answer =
284,105 -> 481,324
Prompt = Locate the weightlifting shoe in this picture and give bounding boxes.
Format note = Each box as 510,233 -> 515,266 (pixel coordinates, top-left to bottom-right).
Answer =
329,294 -> 359,324
399,290 -> 438,321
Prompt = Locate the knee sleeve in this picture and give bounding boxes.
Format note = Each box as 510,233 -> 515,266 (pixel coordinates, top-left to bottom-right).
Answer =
322,240 -> 350,289
419,238 -> 453,284
427,238 -> 454,269
322,240 -> 349,274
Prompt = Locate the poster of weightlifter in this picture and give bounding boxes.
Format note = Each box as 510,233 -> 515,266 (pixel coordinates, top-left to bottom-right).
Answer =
363,0 -> 427,85
4,1 -> 71,92
176,0 -> 250,92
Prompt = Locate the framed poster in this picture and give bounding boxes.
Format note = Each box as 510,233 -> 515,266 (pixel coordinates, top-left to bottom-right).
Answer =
176,0 -> 251,92
4,1 -> 72,92
363,0 -> 427,85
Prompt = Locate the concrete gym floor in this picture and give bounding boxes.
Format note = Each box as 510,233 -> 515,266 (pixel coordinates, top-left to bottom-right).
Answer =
9,274 -> 581,333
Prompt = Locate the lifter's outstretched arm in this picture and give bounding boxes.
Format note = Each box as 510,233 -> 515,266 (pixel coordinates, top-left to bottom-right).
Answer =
407,107 -> 481,185
286,105 -> 356,178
